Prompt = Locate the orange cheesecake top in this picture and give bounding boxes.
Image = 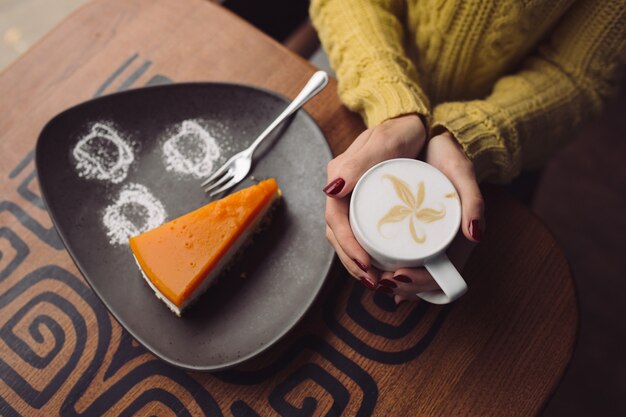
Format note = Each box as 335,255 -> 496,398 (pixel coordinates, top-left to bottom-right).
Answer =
129,178 -> 279,307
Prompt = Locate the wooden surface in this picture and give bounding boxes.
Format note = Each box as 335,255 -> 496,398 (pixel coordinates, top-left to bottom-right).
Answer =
0,0 -> 577,416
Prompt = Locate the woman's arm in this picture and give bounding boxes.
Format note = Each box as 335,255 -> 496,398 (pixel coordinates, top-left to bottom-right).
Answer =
310,0 -> 431,127
312,0 -> 484,295
432,0 -> 626,183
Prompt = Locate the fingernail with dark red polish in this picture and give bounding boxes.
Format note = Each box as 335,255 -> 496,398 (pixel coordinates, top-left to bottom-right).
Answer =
393,275 -> 411,283
360,277 -> 377,291
379,279 -> 397,288
376,286 -> 393,294
353,259 -> 368,273
323,178 -> 345,196
470,219 -> 482,242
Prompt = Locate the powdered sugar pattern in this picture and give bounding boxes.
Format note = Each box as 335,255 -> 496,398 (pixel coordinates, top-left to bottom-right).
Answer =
162,120 -> 221,178
73,123 -> 134,183
102,183 -> 167,246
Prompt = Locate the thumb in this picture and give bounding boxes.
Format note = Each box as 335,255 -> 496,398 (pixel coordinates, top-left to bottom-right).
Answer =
427,131 -> 485,242
323,116 -> 426,199
323,154 -> 371,199
445,164 -> 485,242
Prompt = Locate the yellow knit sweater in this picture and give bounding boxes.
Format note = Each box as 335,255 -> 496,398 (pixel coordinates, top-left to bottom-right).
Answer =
310,0 -> 626,182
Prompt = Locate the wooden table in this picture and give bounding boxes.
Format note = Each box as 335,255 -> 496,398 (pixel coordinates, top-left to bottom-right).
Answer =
0,0 -> 578,415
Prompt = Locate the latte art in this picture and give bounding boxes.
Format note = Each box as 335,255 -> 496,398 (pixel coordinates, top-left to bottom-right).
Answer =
350,159 -> 461,269
377,174 -> 446,244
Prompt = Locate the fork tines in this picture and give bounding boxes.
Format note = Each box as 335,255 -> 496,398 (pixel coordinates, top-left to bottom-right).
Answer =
201,158 -> 235,195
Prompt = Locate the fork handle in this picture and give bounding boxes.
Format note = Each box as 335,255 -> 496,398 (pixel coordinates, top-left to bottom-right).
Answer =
247,71 -> 329,154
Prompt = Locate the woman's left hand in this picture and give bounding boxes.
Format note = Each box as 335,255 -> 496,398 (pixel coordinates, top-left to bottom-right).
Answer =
381,130 -> 486,303
324,114 -> 427,289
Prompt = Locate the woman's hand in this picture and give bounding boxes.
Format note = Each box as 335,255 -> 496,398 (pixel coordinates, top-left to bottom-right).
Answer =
385,130 -> 485,304
324,118 -> 485,303
324,114 -> 426,289
426,131 -> 484,238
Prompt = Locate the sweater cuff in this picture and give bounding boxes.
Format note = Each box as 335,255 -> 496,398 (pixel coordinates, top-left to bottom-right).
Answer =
431,101 -> 521,183
345,80 -> 431,129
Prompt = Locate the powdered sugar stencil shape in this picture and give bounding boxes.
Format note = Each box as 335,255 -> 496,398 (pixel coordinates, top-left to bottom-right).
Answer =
162,120 -> 221,179
102,183 -> 167,246
73,122 -> 134,184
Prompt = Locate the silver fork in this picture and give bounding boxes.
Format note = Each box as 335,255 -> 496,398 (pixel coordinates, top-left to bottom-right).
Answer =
201,70 -> 329,195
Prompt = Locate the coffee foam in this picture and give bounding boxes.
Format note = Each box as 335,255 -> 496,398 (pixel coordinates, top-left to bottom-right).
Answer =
351,159 -> 461,262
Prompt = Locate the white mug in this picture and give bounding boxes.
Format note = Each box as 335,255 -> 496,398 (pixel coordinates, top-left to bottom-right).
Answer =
349,158 -> 467,304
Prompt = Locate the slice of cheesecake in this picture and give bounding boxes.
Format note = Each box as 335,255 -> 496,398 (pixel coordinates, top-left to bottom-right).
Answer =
129,178 -> 281,316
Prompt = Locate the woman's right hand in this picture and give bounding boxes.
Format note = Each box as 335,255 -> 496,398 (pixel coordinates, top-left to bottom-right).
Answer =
323,114 -> 427,289
389,129 -> 485,303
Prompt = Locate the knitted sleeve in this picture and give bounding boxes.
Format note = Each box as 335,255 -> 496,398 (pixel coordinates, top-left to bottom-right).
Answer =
310,0 -> 431,127
432,0 -> 626,183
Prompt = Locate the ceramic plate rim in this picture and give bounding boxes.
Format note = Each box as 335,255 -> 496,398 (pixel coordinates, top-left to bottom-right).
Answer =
35,81 -> 334,371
